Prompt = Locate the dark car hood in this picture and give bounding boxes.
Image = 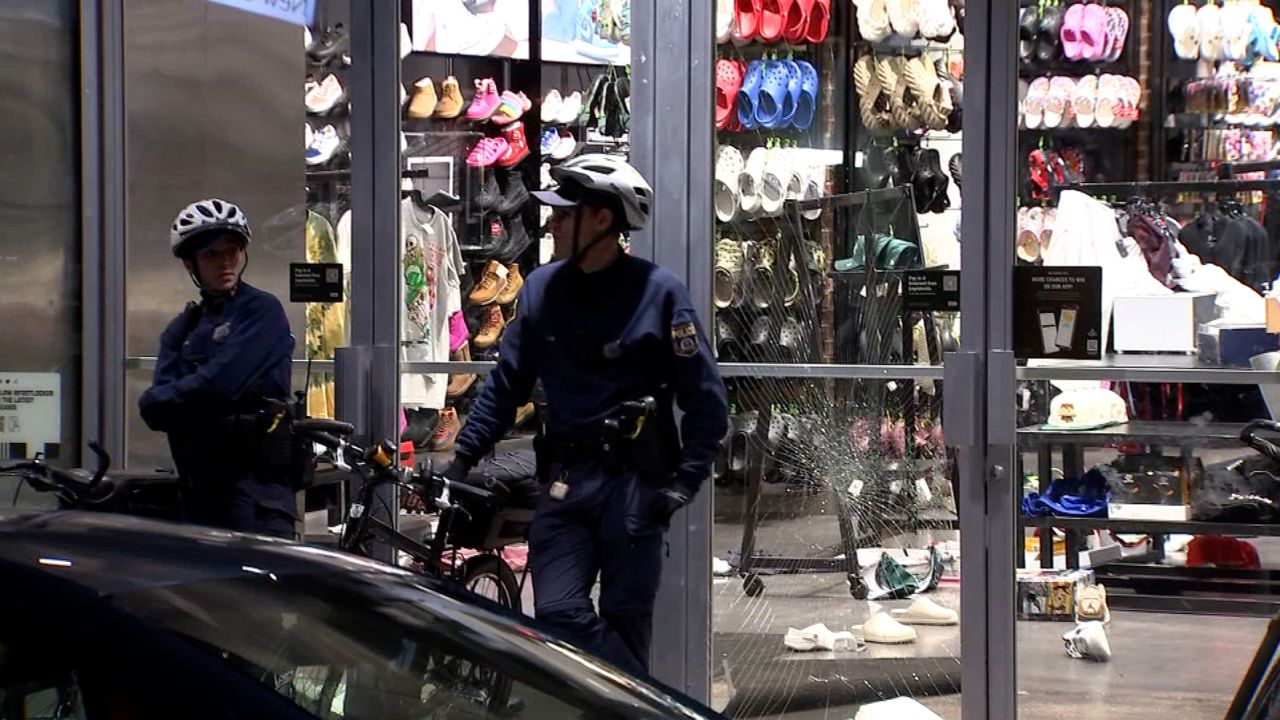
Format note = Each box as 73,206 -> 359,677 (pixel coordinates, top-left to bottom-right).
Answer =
0,511 -> 408,596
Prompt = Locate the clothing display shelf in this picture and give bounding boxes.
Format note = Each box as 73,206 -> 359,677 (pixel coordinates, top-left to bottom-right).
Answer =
1016,420 -> 1280,617
730,189 -> 953,600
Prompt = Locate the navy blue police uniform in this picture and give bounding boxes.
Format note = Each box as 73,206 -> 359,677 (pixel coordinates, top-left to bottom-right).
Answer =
139,282 -> 297,538
453,254 -> 728,675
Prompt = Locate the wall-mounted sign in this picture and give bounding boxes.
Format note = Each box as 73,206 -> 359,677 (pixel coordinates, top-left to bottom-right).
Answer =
209,0 -> 315,26
290,263 -> 344,303
541,0 -> 631,65
0,373 -> 61,459
903,270 -> 960,311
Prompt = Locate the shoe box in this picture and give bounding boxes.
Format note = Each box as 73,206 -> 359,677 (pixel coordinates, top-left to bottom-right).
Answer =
1016,568 -> 1095,621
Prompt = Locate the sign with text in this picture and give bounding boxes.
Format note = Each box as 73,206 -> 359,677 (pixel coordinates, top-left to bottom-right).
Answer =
209,0 -> 315,26
290,263 -> 344,303
1013,266 -> 1103,359
0,373 -> 61,459
903,270 -> 960,311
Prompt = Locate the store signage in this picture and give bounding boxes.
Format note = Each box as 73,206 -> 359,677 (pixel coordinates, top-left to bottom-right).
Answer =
0,373 -> 61,460
208,0 -> 314,26
1013,266 -> 1103,360
903,270 -> 960,311
290,263 -> 344,303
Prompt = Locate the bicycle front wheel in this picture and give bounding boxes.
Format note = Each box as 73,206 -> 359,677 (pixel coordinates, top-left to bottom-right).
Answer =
461,553 -> 522,613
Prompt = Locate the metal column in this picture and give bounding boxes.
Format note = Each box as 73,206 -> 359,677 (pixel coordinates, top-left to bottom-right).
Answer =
630,0 -> 715,700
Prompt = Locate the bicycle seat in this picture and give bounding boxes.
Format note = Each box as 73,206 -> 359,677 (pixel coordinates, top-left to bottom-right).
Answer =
465,451 -> 539,509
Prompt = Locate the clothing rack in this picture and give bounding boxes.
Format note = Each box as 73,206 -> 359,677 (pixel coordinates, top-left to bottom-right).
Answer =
1064,178 -> 1280,198
792,185 -> 913,212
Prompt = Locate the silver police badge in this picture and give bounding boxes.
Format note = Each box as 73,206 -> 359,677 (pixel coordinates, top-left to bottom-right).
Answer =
672,321 -> 698,357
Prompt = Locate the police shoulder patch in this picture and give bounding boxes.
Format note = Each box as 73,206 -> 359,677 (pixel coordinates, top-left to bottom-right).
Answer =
672,321 -> 699,357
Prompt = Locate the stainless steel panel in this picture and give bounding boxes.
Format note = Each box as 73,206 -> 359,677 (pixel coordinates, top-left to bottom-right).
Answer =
122,0 -> 305,467
0,0 -> 81,460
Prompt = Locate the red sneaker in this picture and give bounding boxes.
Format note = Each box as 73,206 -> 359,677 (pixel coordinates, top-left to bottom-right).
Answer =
496,122 -> 530,167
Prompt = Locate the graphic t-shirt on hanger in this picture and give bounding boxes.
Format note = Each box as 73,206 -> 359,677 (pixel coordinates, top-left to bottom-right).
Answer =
401,198 -> 464,409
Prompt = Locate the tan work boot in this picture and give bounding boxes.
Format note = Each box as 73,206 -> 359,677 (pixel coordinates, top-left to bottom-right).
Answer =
434,76 -> 464,118
407,77 -> 438,119
474,305 -> 506,349
469,260 -> 508,305
446,344 -> 476,398
495,263 -> 524,305
428,407 -> 461,451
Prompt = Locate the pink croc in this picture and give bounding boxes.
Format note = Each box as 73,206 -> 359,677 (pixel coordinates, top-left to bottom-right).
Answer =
1080,4 -> 1109,61
466,137 -> 509,168
466,78 -> 502,121
1060,3 -> 1085,60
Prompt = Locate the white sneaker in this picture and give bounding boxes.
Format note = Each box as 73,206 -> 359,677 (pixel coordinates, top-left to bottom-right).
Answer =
784,623 -> 863,652
306,74 -> 346,114
542,89 -> 564,124
433,0 -> 506,56
551,132 -> 577,160
306,125 -> 341,165
555,91 -> 583,126
1063,621 -> 1111,662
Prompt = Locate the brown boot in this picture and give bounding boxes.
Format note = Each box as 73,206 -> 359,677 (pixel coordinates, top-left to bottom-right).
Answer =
446,344 -> 476,398
474,305 -> 506,349
469,260 -> 508,305
407,77 -> 437,118
427,407 -> 461,451
434,76 -> 464,118
495,263 -> 524,305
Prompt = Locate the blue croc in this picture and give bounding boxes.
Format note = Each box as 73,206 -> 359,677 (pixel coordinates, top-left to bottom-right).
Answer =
755,60 -> 791,128
781,60 -> 802,128
737,60 -> 765,130
794,59 -> 819,130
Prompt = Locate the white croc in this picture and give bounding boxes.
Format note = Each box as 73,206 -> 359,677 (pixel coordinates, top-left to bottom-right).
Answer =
1168,3 -> 1200,60
1199,2 -> 1224,60
1221,1 -> 1251,61
717,0 -> 735,43
740,147 -> 768,216
801,165 -> 823,220
886,0 -> 920,39
854,611 -> 918,644
891,596 -> 960,626
759,149 -> 788,217
855,0 -> 894,42
714,145 -> 745,223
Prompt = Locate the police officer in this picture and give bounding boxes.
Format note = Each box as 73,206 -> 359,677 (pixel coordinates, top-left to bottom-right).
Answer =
139,198 -> 298,539
443,155 -> 729,675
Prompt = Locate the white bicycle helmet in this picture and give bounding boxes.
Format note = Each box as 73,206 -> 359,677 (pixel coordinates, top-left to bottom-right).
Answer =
533,154 -> 652,231
169,198 -> 252,258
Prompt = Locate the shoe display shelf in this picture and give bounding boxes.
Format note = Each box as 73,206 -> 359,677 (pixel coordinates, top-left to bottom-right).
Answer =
1016,418 -> 1280,617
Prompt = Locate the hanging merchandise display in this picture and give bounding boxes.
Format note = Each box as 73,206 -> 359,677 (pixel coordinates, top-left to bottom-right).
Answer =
541,0 -> 631,65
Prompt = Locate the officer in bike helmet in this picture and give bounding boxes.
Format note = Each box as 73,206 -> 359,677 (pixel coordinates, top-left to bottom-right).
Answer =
138,198 -> 298,538
442,155 -> 728,674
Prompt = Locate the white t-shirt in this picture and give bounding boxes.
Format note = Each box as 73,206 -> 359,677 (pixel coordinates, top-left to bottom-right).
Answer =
400,199 -> 463,408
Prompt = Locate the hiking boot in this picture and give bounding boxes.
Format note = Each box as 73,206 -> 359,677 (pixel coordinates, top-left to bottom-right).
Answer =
474,305 -> 506,349
447,344 -> 476,398
434,76 -> 464,118
427,407 -> 461,451
407,77 -> 438,119
495,263 -> 524,305
469,260 -> 509,305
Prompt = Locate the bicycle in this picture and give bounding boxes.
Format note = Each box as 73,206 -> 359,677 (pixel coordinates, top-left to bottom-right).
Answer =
1,442 -> 183,519
293,419 -> 535,613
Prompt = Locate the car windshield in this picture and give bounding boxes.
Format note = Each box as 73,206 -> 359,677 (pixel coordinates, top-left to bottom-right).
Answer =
108,568 -> 702,720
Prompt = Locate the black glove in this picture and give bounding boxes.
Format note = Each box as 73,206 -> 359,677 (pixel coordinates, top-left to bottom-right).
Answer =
653,487 -> 691,527
440,455 -> 473,483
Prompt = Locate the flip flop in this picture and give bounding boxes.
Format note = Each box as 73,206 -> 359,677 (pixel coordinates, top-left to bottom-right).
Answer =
1106,7 -> 1129,62
716,58 -> 744,129
755,60 -> 792,128
1072,74 -> 1097,128
781,59 -> 803,127
736,59 -> 765,130
1022,76 -> 1049,129
783,0 -> 813,44
736,0 -> 760,40
793,59 -> 819,130
805,0 -> 830,43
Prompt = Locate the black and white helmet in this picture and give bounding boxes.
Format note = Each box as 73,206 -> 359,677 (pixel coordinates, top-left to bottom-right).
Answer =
545,155 -> 652,231
169,198 -> 252,258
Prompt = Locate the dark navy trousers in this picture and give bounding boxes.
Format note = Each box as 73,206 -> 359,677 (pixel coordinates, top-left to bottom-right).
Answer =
528,462 -> 666,676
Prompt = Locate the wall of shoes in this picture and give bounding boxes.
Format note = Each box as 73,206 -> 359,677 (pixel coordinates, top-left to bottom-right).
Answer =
305,0 -> 632,456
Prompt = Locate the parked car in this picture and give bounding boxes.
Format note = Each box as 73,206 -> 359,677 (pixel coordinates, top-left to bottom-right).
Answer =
0,511 -> 724,719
